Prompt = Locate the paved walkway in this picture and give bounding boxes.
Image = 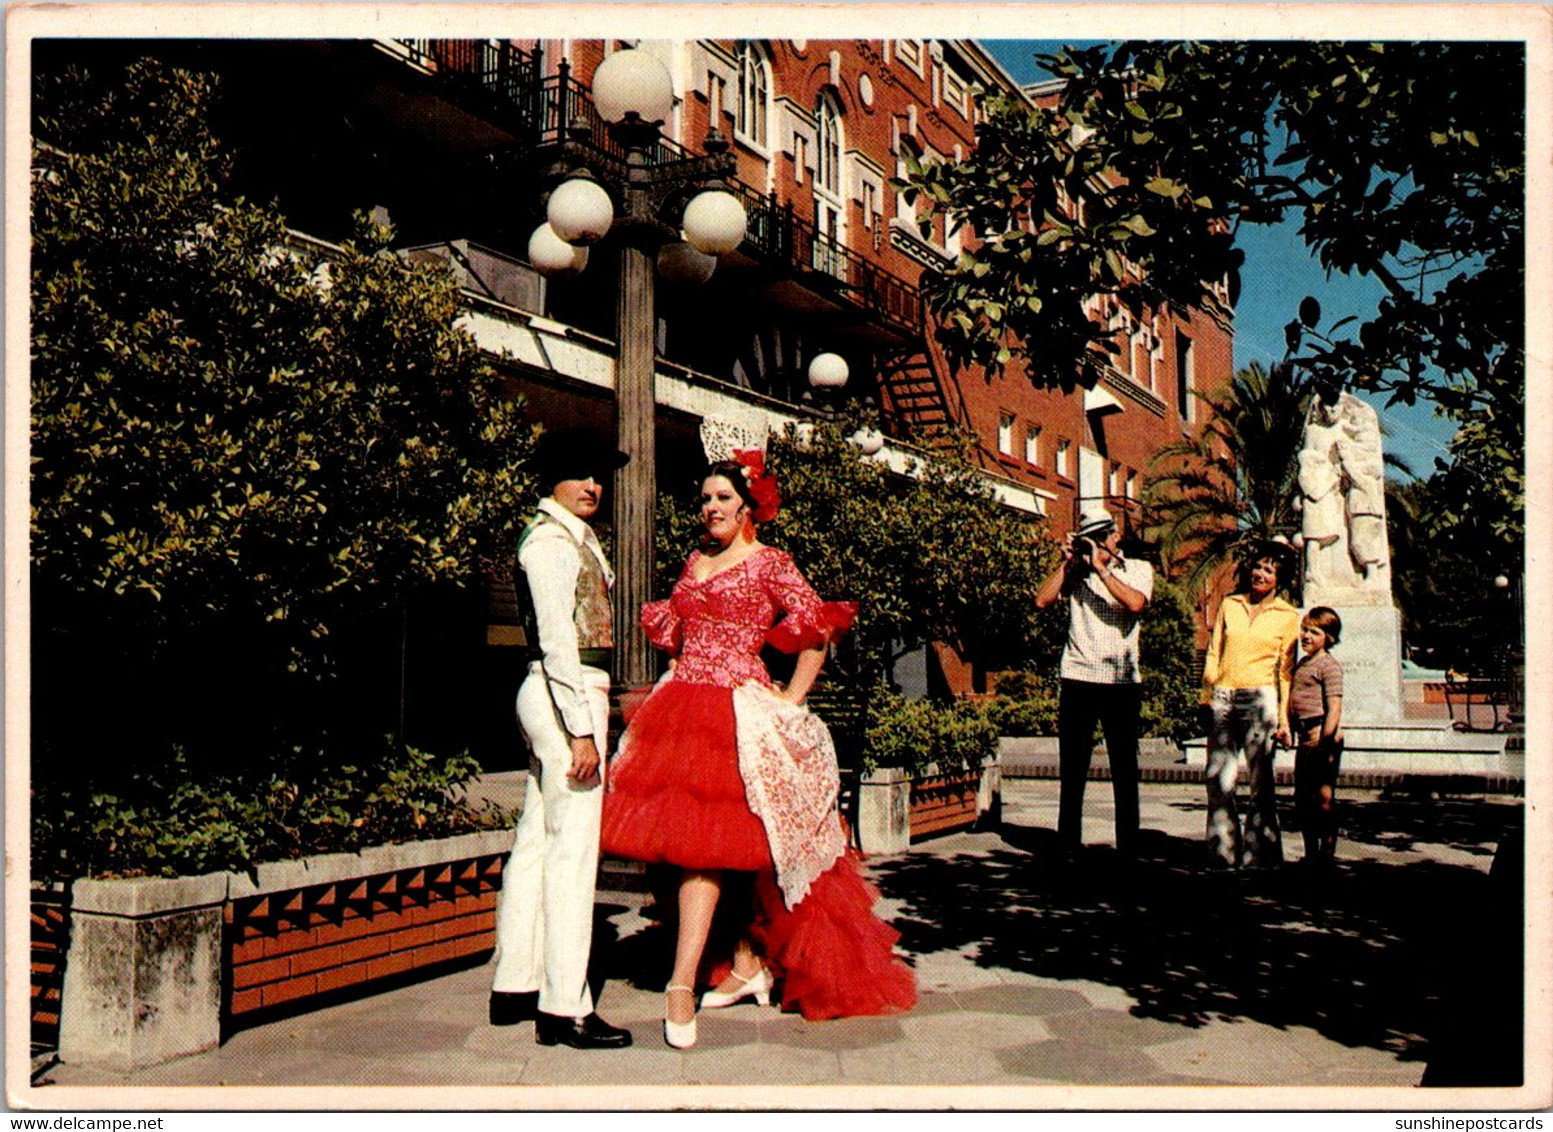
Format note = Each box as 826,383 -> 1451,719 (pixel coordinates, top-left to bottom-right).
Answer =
35,780 -> 1525,1103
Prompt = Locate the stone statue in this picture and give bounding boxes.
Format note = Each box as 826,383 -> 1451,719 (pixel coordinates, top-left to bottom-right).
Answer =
1337,394 -> 1389,588
1299,391 -> 1390,603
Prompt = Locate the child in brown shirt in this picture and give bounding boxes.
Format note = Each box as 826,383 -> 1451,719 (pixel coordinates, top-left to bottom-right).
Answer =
1290,607 -> 1345,865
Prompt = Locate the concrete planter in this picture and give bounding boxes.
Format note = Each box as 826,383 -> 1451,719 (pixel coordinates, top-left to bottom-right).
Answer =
46,827 -> 514,1070
856,755 -> 1000,855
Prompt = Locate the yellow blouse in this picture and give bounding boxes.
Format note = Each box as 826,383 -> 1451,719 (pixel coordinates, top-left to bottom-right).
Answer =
1201,593 -> 1301,720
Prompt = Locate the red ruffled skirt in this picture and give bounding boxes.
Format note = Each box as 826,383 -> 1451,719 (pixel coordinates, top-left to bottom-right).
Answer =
602,679 -> 917,1020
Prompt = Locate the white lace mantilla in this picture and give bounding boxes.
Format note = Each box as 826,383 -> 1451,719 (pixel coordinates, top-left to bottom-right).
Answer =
700,414 -> 771,464
731,682 -> 847,910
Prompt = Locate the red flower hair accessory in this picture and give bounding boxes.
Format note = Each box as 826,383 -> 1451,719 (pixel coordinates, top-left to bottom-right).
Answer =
733,448 -> 781,523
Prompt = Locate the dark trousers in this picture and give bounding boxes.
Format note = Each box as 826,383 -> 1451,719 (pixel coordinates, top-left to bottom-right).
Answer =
1058,678 -> 1142,853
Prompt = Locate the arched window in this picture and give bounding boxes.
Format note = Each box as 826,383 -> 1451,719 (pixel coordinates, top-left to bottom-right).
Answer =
735,41 -> 769,148
812,92 -> 846,276
815,93 -> 842,196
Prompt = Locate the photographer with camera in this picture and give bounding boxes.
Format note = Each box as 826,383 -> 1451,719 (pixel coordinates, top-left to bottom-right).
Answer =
1035,507 -> 1154,861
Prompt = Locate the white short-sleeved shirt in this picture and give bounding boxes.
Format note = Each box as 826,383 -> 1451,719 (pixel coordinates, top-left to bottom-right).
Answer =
1059,556 -> 1154,685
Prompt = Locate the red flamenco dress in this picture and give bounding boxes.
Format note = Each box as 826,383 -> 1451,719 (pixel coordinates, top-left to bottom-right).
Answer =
601,546 -> 916,1021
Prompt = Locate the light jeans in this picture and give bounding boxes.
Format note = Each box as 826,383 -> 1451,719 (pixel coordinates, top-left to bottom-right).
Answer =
1204,686 -> 1283,867
491,662 -> 610,1018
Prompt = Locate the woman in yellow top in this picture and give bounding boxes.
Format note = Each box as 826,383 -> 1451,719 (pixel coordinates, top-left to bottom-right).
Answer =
1202,543 -> 1301,868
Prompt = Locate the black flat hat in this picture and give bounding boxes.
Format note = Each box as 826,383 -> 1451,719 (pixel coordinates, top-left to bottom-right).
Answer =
533,427 -> 629,492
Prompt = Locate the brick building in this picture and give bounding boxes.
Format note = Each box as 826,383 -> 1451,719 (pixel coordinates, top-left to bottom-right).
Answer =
34,36 -> 1232,756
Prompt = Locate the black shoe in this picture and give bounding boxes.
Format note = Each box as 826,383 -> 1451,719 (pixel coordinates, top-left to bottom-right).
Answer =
535,1011 -> 633,1049
488,991 -> 539,1026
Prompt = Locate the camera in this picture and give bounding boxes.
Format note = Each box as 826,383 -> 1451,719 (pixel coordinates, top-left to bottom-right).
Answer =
1063,536 -> 1095,591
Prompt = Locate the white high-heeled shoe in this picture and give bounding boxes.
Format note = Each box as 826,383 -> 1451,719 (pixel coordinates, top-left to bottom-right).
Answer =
700,965 -> 774,1010
663,985 -> 697,1049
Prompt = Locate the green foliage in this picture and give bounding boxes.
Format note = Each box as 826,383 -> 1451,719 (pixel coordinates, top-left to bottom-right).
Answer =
1137,580 -> 1203,742
31,59 -> 535,679
759,417 -> 1061,685
30,743 -> 510,882
28,57 -> 537,874
905,41 -> 1523,551
1389,478 -> 1521,672
1144,361 -> 1310,596
861,687 -> 998,777
982,671 -> 1060,737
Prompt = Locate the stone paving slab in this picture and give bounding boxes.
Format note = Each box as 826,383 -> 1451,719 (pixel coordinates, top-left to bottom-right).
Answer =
31,780 -> 1524,1105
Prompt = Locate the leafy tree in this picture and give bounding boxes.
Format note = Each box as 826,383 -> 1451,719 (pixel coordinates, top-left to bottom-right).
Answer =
1144,360 -> 1311,597
903,40 -> 1523,554
30,58 -> 534,782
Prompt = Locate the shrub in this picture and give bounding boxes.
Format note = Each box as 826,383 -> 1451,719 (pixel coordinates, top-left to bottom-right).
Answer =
1138,580 -> 1202,742
983,670 -> 1060,737
861,688 -> 998,778
30,742 -> 512,882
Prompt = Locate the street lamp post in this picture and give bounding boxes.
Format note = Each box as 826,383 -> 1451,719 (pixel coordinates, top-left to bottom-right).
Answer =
802,352 -> 886,456
531,49 -> 746,689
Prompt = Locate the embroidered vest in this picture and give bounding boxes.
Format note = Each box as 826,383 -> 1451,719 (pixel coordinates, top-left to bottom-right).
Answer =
516,511 -> 614,655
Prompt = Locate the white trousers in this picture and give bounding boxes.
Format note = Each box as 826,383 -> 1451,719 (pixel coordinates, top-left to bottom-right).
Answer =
1205,685 -> 1283,868
491,663 -> 610,1018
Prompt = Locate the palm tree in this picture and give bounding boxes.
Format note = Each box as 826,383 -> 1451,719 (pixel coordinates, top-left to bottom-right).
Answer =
1143,361 -> 1311,598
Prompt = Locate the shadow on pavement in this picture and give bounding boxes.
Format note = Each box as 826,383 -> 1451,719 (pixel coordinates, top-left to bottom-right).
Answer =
870,795 -> 1523,1078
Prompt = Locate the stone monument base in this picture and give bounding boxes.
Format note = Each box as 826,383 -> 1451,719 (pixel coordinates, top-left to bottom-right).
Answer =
1305,599 -> 1404,725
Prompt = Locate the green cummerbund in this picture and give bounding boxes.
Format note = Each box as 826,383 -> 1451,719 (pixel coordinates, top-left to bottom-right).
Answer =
577,648 -> 614,669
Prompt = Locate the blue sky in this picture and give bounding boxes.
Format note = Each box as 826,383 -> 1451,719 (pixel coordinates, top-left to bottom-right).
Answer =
980,40 -> 1458,479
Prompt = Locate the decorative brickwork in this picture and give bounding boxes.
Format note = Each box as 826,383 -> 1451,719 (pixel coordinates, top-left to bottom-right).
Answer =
909,772 -> 981,839
224,853 -> 505,1018
30,887 -> 69,1051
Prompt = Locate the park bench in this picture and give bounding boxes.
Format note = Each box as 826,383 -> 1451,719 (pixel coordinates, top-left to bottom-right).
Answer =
1443,671 -> 1512,733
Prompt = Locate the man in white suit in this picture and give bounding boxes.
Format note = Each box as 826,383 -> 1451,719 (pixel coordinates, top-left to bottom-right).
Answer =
488,428 -> 631,1049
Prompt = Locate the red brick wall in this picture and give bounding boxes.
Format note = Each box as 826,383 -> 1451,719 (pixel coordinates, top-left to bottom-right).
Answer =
226,854 -> 504,1017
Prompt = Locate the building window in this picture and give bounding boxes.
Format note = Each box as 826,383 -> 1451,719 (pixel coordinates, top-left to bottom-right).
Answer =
997,412 -> 1015,456
1024,424 -> 1041,466
1125,470 -> 1138,500
862,181 -> 877,229
793,134 -> 807,184
816,93 -> 842,197
735,41 -> 769,149
707,71 -> 726,125
1056,439 -> 1072,479
1176,331 -> 1195,424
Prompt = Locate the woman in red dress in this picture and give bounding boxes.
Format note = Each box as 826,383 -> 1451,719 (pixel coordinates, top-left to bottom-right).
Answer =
601,453 -> 916,1048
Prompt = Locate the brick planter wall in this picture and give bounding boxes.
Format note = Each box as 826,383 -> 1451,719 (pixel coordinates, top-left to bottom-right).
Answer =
31,885 -> 69,1052
226,853 -> 504,1018
908,773 -> 979,839
48,828 -> 514,1069
857,756 -> 1000,854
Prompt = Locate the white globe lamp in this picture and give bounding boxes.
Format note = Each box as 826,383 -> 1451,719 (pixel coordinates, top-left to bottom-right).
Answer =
682,190 -> 748,256
1495,574 -> 1510,589
590,48 -> 675,126
547,178 -> 615,246
528,223 -> 589,277
850,427 -> 885,456
656,240 -> 717,286
807,352 -> 849,390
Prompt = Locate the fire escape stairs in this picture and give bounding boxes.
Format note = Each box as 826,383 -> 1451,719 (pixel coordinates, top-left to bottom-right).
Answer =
875,343 -> 967,453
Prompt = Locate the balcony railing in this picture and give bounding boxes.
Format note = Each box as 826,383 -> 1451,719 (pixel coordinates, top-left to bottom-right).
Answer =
390,40 -> 924,342
393,40 -> 544,139
720,179 -> 923,340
